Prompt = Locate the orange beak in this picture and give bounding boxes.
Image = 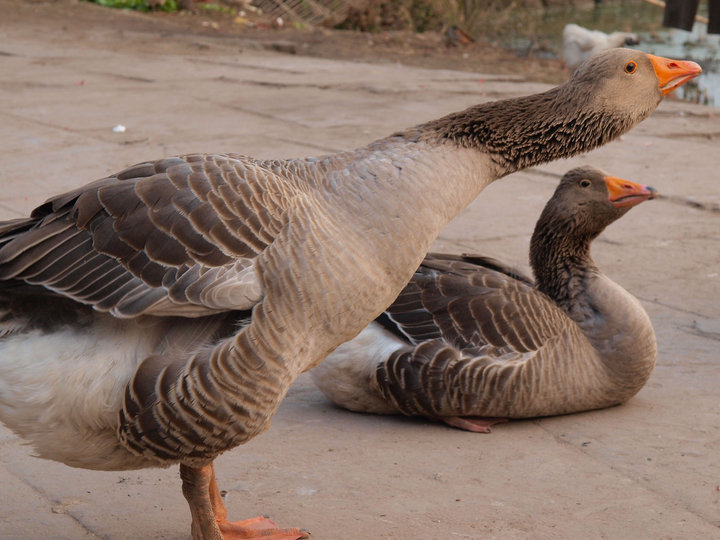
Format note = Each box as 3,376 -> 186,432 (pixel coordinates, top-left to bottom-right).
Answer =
605,176 -> 658,208
647,54 -> 702,96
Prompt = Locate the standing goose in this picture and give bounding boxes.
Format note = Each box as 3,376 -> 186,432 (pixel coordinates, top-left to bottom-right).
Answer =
312,166 -> 659,432
0,50 -> 699,539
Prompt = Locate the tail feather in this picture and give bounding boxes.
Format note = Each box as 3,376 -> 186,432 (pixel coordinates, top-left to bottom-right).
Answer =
311,323 -> 404,414
0,217 -> 37,246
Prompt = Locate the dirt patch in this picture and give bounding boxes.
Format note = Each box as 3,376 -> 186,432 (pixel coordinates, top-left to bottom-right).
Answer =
2,0 -> 567,84
253,27 -> 568,84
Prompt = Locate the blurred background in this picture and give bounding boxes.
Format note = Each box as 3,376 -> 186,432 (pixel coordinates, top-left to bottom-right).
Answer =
82,0 -> 719,105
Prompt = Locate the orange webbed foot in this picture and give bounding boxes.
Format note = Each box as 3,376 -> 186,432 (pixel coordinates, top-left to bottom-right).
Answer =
218,515 -> 309,539
181,463 -> 310,540
443,416 -> 508,433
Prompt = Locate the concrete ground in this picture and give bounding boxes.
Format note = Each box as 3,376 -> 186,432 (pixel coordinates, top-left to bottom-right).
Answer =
0,2 -> 718,539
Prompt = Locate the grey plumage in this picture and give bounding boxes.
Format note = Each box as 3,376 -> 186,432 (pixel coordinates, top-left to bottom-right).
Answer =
0,49 -> 696,538
313,166 -> 658,426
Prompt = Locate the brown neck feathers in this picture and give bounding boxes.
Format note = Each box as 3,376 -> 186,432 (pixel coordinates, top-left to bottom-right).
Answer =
529,208 -> 598,311
410,85 -> 635,176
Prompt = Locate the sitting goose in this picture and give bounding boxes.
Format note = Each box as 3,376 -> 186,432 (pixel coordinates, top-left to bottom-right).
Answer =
312,166 -> 659,432
563,23 -> 641,71
0,50 -> 699,539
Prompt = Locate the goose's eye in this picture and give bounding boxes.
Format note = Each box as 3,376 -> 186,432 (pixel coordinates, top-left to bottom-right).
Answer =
625,61 -> 637,74
580,179 -> 591,188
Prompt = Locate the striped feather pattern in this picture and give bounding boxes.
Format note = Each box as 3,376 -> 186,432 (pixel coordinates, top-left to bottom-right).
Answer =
374,253 -> 581,419
0,154 -> 291,318
108,140 -> 493,463
382,253 -> 562,352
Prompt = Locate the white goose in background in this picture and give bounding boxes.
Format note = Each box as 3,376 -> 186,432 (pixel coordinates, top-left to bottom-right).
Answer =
0,50 -> 700,539
564,23 -> 640,70
312,166 -> 658,433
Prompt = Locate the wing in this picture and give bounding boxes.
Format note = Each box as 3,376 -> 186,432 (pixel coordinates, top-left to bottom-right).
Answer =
378,252 -> 550,352
372,253 -> 573,418
0,154 -> 291,318
424,252 -> 534,285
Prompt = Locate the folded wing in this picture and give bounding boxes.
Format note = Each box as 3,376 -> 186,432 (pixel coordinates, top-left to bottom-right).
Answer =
0,154 -> 290,318
374,253 -> 571,418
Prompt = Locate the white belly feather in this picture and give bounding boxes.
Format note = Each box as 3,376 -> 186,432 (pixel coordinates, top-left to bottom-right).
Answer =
0,316 -> 165,470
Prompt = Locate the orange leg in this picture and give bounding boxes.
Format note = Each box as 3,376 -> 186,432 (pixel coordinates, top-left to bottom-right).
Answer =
442,416 -> 508,433
180,463 -> 309,540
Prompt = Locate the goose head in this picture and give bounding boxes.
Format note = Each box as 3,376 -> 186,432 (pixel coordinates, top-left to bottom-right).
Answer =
418,49 -> 701,175
530,165 -> 656,308
570,48 -> 701,118
539,165 -> 657,243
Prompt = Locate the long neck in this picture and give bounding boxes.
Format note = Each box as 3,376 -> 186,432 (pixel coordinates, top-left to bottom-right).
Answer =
530,212 -> 597,313
530,215 -> 656,390
407,84 -> 636,177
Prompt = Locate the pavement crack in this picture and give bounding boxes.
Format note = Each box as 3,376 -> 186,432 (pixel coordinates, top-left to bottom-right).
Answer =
532,421 -> 720,529
0,80 -> 59,89
0,457 -> 103,538
635,295 -> 713,319
0,110 -> 103,142
269,136 -> 343,154
651,109 -> 716,119
596,236 -> 622,246
83,70 -> 154,83
430,76 -> 523,83
198,98 -> 312,129
216,76 -> 334,91
187,57 -> 305,74
215,76 -> 490,97
657,131 -> 720,140
655,194 -> 720,215
682,320 -> 720,342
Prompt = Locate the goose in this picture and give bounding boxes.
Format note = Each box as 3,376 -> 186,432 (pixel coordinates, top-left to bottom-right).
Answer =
563,23 -> 640,71
0,50 -> 700,539
312,166 -> 659,433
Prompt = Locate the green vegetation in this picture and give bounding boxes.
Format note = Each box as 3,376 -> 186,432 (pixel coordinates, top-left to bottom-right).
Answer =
85,0 -> 240,14
83,0 -> 179,12
199,2 -> 234,13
